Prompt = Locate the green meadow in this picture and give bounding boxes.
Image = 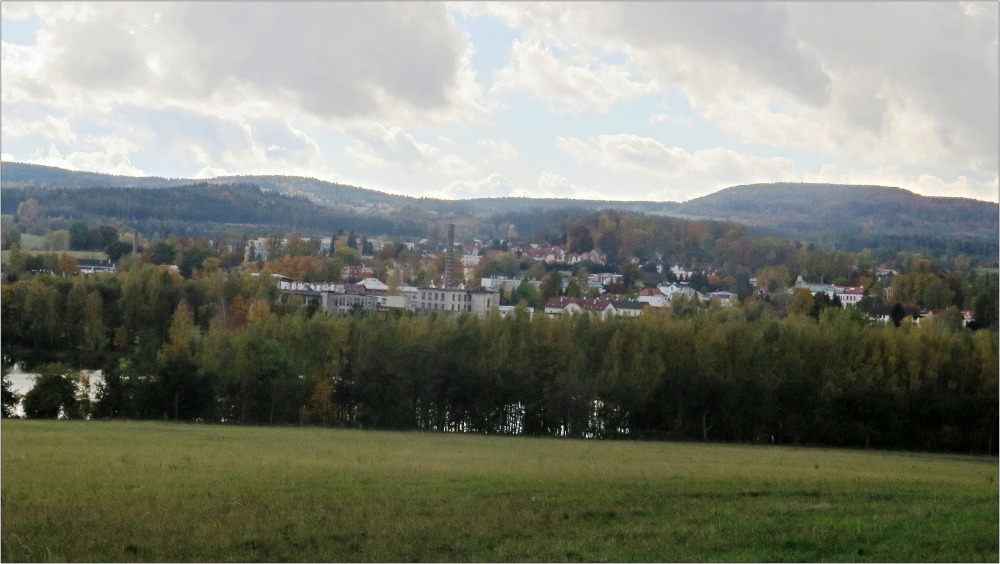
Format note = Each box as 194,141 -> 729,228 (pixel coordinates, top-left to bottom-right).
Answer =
1,420 -> 996,562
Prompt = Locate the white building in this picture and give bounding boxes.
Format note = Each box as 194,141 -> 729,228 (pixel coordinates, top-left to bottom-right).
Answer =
461,254 -> 482,268
706,291 -> 737,307
481,277 -> 537,292
589,272 -> 623,286
358,277 -> 389,292
416,288 -> 500,317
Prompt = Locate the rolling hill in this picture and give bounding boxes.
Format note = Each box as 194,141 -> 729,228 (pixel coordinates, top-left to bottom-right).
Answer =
2,162 -> 996,259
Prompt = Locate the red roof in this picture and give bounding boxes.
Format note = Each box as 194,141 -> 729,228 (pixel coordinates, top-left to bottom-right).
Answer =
838,286 -> 866,295
544,297 -> 614,311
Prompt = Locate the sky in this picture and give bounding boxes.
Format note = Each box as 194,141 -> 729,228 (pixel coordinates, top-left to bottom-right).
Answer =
1,2 -> 997,203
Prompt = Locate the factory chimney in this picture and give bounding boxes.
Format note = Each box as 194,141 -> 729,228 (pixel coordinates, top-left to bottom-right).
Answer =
445,223 -> 455,289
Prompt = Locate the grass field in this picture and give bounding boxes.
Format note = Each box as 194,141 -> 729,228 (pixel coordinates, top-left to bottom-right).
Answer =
1,420 -> 996,562
1,249 -> 108,262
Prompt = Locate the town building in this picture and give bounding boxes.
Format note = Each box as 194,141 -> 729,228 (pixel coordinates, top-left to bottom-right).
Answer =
415,288 -> 500,317
706,291 -> 738,307
481,276 -> 540,293
792,276 -> 866,306
543,297 -> 647,318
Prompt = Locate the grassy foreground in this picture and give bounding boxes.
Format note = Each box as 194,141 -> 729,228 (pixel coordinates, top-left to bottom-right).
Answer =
1,421 -> 996,562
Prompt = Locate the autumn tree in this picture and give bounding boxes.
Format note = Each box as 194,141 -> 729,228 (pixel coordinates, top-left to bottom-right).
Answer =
155,300 -> 208,420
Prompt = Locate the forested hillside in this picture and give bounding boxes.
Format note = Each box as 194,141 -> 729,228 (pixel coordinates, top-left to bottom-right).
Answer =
2,162 -> 997,262
1,184 -> 423,239
0,162 -> 654,228
677,183 -> 998,254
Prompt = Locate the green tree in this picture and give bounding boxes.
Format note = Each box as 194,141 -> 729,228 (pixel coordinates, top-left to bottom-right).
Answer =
155,300 -> 207,420
788,289 -> 814,317
890,302 -> 907,327
44,230 -> 70,251
2,366 -> 20,418
566,223 -> 594,253
512,279 -> 541,309
106,240 -> 133,262
539,271 -> 563,302
23,363 -> 78,419
69,222 -> 91,250
147,239 -> 178,265
565,279 -> 582,298
1,222 -> 21,250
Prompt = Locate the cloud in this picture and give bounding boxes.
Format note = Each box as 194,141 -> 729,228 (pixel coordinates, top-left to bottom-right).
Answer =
783,3 -> 998,173
428,172 -> 514,199
557,134 -> 796,180
3,2 -> 994,204
474,3 -> 998,177
195,165 -> 229,179
491,39 -> 657,114
648,114 -> 687,126
346,123 -> 477,178
2,3 -> 489,126
478,138 -> 518,161
430,170 -> 606,200
520,171 -> 607,200
2,115 -> 76,144
23,134 -> 145,176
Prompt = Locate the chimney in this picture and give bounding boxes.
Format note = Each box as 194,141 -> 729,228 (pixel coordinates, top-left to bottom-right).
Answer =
445,223 -> 455,289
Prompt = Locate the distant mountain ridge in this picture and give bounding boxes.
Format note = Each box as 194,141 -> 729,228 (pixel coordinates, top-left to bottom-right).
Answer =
681,182 -> 997,236
0,162 -> 668,215
2,162 -> 996,258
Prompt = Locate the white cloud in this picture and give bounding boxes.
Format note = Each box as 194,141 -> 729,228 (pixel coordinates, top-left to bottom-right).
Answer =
474,3 -> 998,184
2,3 -> 491,127
430,170 -> 606,200
478,138 -> 518,161
523,171 -> 607,200
0,2 -> 36,20
1,40 -> 52,104
2,115 -> 76,144
428,172 -> 514,199
346,123 -> 477,178
648,114 -> 687,126
491,39 -> 657,114
557,134 -> 796,180
24,134 -> 144,176
195,165 -> 229,179
2,2 -> 995,204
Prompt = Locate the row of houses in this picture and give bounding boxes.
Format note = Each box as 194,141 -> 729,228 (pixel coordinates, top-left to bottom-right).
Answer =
277,276 -> 500,317
636,284 -> 737,308
542,297 -> 645,318
508,245 -> 607,265
541,284 -> 738,318
790,276 -> 866,306
866,304 -> 976,326
247,236 -> 335,261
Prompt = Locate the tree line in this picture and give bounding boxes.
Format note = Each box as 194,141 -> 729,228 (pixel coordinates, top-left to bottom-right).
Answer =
2,264 -> 995,454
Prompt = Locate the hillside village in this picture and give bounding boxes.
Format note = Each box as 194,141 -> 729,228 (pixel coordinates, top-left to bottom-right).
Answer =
229,229 -> 979,326
3,199 -> 996,454
4,208 -> 992,332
